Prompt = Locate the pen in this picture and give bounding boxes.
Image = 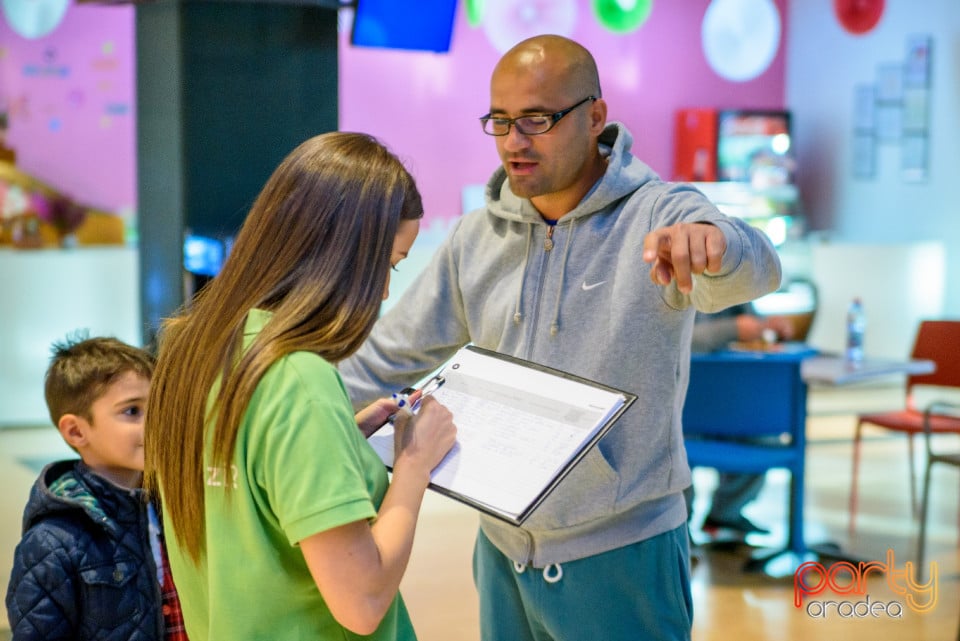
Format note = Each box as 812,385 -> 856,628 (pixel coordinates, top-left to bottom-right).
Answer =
392,375 -> 446,418
391,387 -> 417,415
410,375 -> 445,413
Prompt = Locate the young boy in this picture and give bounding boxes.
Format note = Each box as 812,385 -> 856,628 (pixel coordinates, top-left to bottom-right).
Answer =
5,335 -> 187,641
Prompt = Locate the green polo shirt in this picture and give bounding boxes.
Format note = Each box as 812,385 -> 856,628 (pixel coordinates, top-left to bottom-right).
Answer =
163,309 -> 415,641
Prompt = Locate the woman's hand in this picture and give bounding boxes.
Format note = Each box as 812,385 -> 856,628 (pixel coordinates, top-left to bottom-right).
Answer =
392,397 -> 457,480
355,397 -> 400,438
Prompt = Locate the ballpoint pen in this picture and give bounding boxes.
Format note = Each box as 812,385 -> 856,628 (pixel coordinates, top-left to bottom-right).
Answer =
391,387 -> 417,413
393,375 -> 446,418
410,374 -> 446,413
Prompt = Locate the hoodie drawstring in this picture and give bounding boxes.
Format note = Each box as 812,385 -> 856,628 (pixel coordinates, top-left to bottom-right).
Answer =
513,225 -> 533,324
549,219 -> 576,336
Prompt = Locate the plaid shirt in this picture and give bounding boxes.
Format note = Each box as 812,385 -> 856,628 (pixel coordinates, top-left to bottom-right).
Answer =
159,534 -> 189,641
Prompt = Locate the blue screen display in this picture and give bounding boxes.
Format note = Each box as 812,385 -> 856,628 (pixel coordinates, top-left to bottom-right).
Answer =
351,0 -> 458,53
183,234 -> 225,277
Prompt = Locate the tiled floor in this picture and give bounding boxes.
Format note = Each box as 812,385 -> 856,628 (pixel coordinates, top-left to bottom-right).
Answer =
2,382 -> 958,640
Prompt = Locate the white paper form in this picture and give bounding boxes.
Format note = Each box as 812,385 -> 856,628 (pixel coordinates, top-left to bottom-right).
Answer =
368,346 -> 629,522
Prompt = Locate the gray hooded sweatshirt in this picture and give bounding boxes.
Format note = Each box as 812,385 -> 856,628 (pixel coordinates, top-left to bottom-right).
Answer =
339,122 -> 781,566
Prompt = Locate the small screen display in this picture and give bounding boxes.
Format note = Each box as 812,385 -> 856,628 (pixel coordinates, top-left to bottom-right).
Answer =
183,234 -> 225,278
717,110 -> 792,184
351,0 -> 458,53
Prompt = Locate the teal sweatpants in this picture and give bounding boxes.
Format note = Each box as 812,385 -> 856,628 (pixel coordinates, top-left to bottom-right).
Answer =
472,524 -> 693,641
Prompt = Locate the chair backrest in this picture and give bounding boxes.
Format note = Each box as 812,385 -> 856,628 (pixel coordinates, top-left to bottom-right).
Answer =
683,352 -> 808,441
907,320 -> 960,393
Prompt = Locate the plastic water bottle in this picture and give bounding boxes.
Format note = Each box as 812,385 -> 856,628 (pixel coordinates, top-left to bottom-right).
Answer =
845,297 -> 866,365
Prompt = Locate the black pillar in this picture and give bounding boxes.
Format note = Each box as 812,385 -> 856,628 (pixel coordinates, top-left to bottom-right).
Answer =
136,0 -> 339,346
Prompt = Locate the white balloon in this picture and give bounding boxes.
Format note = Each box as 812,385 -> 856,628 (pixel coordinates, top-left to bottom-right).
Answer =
2,0 -> 69,40
701,0 -> 781,82
483,0 -> 578,55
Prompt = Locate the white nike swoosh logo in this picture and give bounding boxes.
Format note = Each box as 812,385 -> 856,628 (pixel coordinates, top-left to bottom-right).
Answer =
581,280 -> 607,291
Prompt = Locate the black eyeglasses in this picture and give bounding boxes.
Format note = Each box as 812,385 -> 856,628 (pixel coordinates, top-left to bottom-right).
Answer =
479,96 -> 597,136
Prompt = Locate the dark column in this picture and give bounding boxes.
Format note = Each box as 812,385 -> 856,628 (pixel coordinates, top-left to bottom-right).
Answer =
136,0 -> 339,346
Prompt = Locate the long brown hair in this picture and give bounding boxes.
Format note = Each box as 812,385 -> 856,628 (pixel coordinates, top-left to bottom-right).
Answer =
144,132 -> 423,562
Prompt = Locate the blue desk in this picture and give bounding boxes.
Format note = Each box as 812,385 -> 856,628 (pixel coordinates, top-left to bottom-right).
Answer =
684,348 -> 817,575
684,348 -> 934,576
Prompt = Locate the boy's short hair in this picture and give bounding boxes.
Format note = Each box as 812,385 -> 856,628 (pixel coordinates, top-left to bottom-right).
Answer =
44,333 -> 155,426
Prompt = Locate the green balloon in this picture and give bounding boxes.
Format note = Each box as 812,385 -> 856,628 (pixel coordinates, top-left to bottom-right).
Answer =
593,0 -> 653,33
465,0 -> 483,27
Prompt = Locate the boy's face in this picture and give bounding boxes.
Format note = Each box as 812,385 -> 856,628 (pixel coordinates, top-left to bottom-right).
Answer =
68,370 -> 149,488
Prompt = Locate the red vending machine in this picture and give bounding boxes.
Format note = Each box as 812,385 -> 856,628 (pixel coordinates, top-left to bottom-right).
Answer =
673,108 -> 718,182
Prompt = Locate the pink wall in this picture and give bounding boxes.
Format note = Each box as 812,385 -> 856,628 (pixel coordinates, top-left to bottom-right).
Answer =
340,0 -> 788,223
0,3 -> 135,216
0,0 -> 786,225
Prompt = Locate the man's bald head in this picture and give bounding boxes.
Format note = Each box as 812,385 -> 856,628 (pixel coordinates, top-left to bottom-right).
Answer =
493,35 -> 602,100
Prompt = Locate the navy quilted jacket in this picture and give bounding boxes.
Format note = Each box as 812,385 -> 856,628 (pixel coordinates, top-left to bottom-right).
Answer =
5,459 -> 164,641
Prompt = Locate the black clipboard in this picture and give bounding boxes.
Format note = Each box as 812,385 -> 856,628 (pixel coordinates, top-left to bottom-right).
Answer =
368,345 -> 637,525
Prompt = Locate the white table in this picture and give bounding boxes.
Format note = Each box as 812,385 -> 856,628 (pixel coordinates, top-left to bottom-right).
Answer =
801,354 -> 935,385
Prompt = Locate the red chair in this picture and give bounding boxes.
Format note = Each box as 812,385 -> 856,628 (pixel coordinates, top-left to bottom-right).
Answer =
848,320 -> 960,536
916,401 -> 960,582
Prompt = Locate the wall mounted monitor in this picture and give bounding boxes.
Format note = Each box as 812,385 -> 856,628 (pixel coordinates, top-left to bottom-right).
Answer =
183,233 -> 226,278
351,0 -> 458,53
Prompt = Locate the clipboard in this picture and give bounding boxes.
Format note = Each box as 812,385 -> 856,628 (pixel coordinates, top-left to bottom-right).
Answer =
367,345 -> 637,525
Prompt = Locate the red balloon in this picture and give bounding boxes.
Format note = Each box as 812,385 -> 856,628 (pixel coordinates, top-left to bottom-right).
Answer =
834,0 -> 885,35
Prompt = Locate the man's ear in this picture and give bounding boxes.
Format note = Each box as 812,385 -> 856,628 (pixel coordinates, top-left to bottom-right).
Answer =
58,414 -> 89,450
589,98 -> 608,134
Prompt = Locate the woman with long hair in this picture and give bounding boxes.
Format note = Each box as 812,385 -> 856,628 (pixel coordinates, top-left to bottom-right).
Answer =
145,132 -> 457,641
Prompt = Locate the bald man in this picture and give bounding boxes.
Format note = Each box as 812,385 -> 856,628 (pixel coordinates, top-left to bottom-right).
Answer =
340,35 -> 782,641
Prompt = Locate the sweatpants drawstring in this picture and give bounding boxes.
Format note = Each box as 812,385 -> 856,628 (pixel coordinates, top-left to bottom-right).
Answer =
512,561 -> 563,583
543,563 -> 563,583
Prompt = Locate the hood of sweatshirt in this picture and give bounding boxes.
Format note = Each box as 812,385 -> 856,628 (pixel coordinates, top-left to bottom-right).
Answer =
484,122 -> 656,227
